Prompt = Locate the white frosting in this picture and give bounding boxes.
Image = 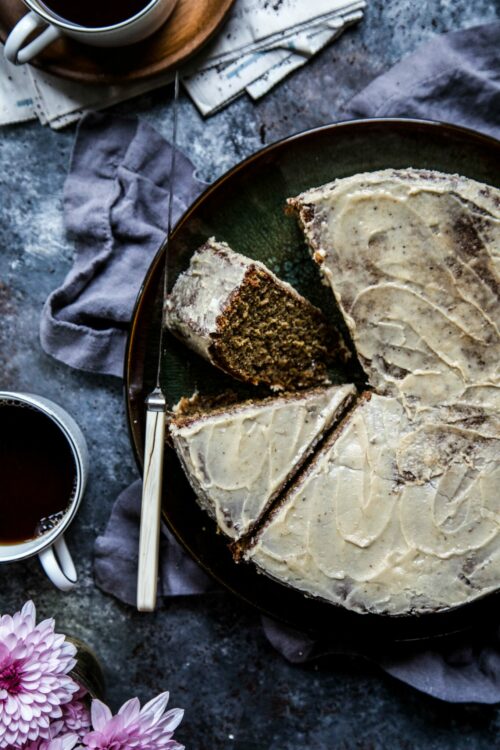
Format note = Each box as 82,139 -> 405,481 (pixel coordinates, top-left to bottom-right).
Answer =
170,385 -> 356,540
168,171 -> 500,616
248,393 -> 500,615
164,239 -> 249,360
294,169 -> 500,412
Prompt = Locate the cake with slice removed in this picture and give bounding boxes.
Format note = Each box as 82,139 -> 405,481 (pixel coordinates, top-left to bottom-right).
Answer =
166,169 -> 500,617
246,392 -> 500,615
165,238 -> 349,391
169,383 -> 356,540
242,168 -> 500,616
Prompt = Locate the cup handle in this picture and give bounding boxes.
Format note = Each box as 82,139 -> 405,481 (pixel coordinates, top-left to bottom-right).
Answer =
4,11 -> 62,65
39,536 -> 77,592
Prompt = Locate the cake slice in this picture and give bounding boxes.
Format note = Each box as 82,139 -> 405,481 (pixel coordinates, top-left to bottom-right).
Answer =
169,384 -> 356,540
246,392 -> 500,615
165,238 -> 349,391
288,169 -> 500,410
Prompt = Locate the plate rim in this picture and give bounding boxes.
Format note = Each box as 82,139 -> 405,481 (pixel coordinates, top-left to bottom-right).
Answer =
125,117 -> 500,641
127,117 -> 500,317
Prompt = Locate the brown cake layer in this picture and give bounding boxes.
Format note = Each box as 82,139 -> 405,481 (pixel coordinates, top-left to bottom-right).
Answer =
165,238 -> 349,391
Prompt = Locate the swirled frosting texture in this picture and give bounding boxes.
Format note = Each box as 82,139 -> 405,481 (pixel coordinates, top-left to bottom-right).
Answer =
290,169 -> 500,412
247,169 -> 500,615
170,384 -> 356,540
248,394 -> 500,614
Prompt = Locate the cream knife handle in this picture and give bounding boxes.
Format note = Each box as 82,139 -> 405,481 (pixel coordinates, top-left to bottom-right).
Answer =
137,391 -> 166,612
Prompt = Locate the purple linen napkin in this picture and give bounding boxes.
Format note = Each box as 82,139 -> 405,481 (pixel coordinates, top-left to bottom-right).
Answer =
346,22 -> 500,135
94,480 -> 213,605
261,619 -> 500,704
44,23 -> 500,704
40,113 -> 206,377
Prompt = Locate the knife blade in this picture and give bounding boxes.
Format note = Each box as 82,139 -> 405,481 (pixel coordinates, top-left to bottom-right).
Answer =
137,71 -> 180,612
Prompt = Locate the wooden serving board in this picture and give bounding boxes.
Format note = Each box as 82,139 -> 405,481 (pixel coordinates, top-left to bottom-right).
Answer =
0,0 -> 235,84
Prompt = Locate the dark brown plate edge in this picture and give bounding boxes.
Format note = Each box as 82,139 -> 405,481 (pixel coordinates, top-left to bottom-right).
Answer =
125,117 -> 500,643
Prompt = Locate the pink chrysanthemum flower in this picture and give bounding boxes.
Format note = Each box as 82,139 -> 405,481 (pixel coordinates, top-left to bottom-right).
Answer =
83,693 -> 184,750
0,601 -> 78,749
21,733 -> 79,750
43,737 -> 78,750
59,689 -> 91,740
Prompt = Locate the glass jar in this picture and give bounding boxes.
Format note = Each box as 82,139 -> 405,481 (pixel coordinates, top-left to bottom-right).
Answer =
67,636 -> 106,700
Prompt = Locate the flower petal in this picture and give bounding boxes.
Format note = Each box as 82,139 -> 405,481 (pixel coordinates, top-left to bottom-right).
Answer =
90,700 -> 113,732
140,692 -> 169,721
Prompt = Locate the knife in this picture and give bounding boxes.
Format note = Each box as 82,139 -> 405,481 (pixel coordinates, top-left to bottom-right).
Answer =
137,71 -> 180,612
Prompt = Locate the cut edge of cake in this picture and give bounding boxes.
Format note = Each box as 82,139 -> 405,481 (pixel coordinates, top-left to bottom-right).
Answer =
243,389 -> 500,616
241,390 -> 372,558
169,383 -> 357,542
165,238 -> 350,391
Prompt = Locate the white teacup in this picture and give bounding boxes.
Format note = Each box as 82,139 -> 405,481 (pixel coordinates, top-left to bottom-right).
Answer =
4,0 -> 178,65
0,391 -> 88,592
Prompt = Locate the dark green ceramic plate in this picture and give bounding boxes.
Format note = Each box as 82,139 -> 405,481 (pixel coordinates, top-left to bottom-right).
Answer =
126,119 -> 500,643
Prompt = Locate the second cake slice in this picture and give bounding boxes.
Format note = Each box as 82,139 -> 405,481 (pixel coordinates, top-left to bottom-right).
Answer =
169,384 -> 356,540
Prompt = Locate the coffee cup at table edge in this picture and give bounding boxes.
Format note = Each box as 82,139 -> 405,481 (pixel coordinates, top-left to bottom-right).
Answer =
0,391 -> 89,592
4,0 -> 178,65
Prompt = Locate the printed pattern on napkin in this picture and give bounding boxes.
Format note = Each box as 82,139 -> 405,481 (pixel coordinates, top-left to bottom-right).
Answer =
0,58 -> 35,125
182,0 -> 366,115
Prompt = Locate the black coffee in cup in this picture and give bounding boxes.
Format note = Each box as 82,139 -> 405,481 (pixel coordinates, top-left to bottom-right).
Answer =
0,400 -> 77,544
38,0 -> 152,28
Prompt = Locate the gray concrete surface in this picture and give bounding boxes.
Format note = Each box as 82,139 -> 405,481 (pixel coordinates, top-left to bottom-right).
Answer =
1,1 -> 500,747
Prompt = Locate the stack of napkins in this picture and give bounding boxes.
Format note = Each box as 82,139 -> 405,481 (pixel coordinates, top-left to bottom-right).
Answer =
0,0 -> 365,129
183,0 -> 365,115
